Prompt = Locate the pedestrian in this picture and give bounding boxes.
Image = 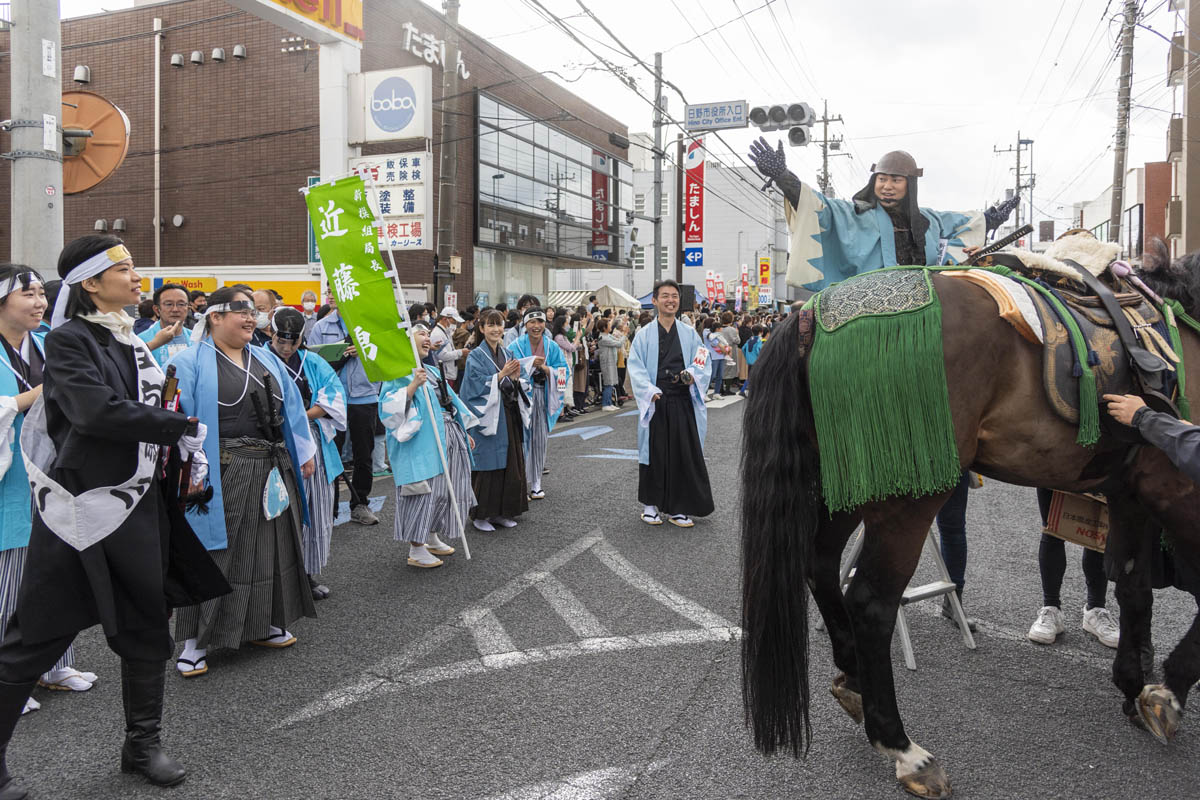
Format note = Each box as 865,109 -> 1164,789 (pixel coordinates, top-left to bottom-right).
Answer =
628,279 -> 714,527
1027,489 -> 1118,648
139,283 -> 192,367
187,290 -> 207,328
429,306 -> 466,391
596,317 -> 624,411
0,236 -> 228,795
168,286 -> 317,677
718,312 -> 742,395
379,321 -> 476,569
702,319 -> 726,399
460,309 -> 528,531
550,314 -> 578,420
250,288 -> 277,346
299,289 -> 320,339
307,295 -> 382,526
570,311 -> 591,412
268,308 -> 347,601
615,318 -> 631,403
508,307 -> 567,500
133,298 -> 156,335
739,325 -> 763,397
0,264 -> 97,709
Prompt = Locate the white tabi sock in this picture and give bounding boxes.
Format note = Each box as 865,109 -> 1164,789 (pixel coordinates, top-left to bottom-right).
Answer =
643,505 -> 659,518
408,544 -> 441,566
427,532 -> 448,550
177,638 -> 206,672
473,518 -> 496,532
491,516 -> 518,528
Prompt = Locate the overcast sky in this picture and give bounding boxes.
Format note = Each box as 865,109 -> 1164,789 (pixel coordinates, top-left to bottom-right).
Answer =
60,0 -> 1184,226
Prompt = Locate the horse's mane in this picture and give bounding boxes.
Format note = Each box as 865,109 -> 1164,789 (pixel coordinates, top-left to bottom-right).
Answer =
1137,237 -> 1200,317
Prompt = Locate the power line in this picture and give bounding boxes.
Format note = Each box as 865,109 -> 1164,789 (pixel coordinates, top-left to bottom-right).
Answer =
662,0 -> 780,53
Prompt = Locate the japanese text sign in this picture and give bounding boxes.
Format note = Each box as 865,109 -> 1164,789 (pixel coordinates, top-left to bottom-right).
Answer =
759,256 -> 771,287
304,174 -> 417,381
684,100 -> 748,132
684,137 -> 705,245
349,151 -> 431,251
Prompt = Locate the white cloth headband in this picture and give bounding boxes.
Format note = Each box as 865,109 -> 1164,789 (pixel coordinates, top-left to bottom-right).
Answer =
189,300 -> 253,344
0,272 -> 43,301
49,244 -> 132,329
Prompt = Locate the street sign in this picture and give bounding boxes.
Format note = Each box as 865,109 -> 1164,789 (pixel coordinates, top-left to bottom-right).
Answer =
684,100 -> 748,132
684,248 -> 704,266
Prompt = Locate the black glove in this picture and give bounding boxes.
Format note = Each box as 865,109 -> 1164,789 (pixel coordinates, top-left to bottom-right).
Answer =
985,195 -> 1021,235
748,136 -> 788,189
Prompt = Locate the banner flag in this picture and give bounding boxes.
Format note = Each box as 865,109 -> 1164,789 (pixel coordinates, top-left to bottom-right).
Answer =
304,174 -> 417,381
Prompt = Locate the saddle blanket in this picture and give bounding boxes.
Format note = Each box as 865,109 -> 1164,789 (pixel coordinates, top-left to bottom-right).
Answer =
941,270 -> 1043,344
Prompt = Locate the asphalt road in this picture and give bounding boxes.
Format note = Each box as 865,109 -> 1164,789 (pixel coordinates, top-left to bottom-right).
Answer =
10,397 -> 1200,799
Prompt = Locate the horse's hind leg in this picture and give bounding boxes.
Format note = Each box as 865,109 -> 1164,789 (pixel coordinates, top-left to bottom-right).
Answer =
848,497 -> 952,799
1107,495 -> 1163,728
808,510 -> 863,723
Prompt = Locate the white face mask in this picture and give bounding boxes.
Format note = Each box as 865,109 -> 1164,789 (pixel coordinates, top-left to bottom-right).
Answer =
255,311 -> 270,329
302,301 -> 316,312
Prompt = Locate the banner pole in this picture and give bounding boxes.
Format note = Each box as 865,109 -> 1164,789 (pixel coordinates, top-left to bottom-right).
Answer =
360,171 -> 472,561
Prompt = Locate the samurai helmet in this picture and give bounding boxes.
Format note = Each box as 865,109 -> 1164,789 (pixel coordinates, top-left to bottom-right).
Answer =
870,150 -> 923,178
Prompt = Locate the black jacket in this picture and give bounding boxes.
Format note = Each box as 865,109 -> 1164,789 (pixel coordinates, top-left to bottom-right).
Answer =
17,319 -> 229,649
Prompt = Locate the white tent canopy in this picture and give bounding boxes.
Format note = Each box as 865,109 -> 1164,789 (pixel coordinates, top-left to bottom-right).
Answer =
547,284 -> 640,310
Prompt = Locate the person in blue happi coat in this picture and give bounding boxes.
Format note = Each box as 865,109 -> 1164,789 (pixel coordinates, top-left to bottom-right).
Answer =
138,283 -> 193,367
507,307 -> 567,500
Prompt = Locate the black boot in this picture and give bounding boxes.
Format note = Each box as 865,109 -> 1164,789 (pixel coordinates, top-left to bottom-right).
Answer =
0,679 -> 35,800
120,660 -> 186,787
941,591 -> 978,633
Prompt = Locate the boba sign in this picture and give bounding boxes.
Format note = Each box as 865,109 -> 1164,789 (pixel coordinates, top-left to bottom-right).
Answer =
350,66 -> 433,144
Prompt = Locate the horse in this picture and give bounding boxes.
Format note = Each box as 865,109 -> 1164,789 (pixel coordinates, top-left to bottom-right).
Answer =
739,244 -> 1200,799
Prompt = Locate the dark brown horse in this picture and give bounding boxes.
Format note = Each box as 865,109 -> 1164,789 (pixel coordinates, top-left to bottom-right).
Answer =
740,249 -> 1200,798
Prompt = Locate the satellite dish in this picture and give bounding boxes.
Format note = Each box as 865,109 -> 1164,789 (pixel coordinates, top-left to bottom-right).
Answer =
61,91 -> 130,195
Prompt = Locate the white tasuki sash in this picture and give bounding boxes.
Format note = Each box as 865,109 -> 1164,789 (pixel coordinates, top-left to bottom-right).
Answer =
21,338 -> 169,552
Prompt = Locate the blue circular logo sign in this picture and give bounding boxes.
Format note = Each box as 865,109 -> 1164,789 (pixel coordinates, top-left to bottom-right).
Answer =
370,77 -> 417,133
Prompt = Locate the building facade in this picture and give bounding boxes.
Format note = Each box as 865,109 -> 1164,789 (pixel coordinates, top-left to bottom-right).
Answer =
0,0 -> 631,306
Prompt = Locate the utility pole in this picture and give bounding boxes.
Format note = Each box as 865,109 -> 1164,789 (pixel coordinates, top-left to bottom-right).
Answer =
814,100 -> 847,197
674,132 -> 684,283
9,0 -> 64,269
435,0 -> 462,305
994,132 -> 1033,229
652,51 -> 664,285
1108,0 -> 1138,245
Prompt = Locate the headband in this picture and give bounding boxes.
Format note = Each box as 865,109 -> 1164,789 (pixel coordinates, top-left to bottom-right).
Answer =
50,244 -> 132,329
189,299 -> 255,344
523,309 -> 547,323
411,319 -> 432,333
0,271 -> 43,301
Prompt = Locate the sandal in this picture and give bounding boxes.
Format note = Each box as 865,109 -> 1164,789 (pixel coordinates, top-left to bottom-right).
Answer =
175,656 -> 208,678
250,630 -> 297,649
38,668 -> 93,692
641,512 -> 663,525
668,515 -> 695,528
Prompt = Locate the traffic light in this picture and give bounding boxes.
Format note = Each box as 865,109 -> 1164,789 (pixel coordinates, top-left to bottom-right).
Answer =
750,101 -> 814,147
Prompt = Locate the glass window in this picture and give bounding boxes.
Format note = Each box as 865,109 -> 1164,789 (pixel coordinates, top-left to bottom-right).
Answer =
516,137 -> 535,177
516,176 -> 534,212
635,194 -> 645,214
549,128 -> 566,157
534,147 -> 549,183
478,94 -> 499,127
534,123 -> 549,150
478,128 -> 498,166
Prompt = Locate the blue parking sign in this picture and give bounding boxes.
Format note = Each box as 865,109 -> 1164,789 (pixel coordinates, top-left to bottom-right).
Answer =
684,247 -> 703,266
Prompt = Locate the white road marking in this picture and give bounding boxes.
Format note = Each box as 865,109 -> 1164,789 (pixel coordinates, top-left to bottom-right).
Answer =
617,410 -> 638,417
579,448 -> 639,461
548,425 -> 613,441
483,760 -> 668,800
276,532 -> 736,727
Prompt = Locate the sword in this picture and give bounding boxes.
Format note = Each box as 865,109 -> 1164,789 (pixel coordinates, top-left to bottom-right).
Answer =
966,224 -> 1035,265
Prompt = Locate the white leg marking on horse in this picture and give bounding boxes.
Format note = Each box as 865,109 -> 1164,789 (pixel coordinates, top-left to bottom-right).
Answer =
1149,683 -> 1184,714
877,741 -> 934,779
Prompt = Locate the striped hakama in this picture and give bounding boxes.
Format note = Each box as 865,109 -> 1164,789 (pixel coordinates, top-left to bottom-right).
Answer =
525,383 -> 548,490
393,412 -> 475,544
301,422 -> 335,575
174,438 -> 316,650
0,548 -> 72,672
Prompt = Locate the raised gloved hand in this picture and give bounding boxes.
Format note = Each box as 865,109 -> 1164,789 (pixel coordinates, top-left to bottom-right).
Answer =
178,420 -> 207,460
985,195 -> 1021,235
748,136 -> 789,185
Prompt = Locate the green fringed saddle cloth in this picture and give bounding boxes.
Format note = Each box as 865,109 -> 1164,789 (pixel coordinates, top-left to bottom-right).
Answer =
809,268 -> 961,513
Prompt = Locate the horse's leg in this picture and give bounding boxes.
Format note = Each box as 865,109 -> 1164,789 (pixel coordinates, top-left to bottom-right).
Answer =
1141,535 -> 1200,742
808,510 -> 864,723
847,496 -> 951,799
1106,494 -> 1156,721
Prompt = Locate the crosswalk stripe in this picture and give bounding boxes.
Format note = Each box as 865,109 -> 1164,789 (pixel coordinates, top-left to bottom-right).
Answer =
534,573 -> 611,639
590,539 -> 733,629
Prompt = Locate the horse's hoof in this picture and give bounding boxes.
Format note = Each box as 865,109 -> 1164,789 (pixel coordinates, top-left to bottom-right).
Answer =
831,672 -> 863,724
1137,684 -> 1183,744
898,758 -> 952,799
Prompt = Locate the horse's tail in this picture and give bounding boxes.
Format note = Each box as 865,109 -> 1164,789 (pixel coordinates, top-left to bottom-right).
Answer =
740,310 -> 822,757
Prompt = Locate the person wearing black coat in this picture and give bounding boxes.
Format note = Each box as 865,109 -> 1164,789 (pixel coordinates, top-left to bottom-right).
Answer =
0,236 -> 229,800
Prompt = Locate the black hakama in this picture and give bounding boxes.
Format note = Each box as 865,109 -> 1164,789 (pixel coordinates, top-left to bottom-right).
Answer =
471,394 -> 530,520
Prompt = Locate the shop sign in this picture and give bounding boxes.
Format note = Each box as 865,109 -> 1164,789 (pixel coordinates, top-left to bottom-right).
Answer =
350,66 -> 433,144
225,0 -> 363,46
401,21 -> 470,80
349,151 -> 432,251
684,137 -> 705,244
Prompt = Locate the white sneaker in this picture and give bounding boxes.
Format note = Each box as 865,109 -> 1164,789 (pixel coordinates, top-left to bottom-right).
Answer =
1027,606 -> 1066,644
601,405 -> 619,411
1082,606 -> 1120,648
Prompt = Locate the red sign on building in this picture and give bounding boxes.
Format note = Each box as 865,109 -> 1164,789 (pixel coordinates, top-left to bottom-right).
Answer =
684,138 -> 705,244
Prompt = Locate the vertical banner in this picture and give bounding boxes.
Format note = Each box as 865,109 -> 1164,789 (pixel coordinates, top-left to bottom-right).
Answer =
591,151 -> 610,261
705,270 -> 716,303
684,137 -> 705,244
714,273 -> 726,305
304,174 -> 417,381
740,263 -> 749,306
758,256 -> 771,287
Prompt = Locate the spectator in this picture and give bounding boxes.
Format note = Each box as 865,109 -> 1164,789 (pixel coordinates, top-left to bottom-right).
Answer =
596,318 -> 624,411
503,294 -> 540,347
739,325 -> 763,397
429,306 -> 466,390
251,288 -> 277,346
133,299 -> 157,335
188,290 -> 207,327
139,282 -> 192,367
299,289 -> 320,339
550,314 -> 579,420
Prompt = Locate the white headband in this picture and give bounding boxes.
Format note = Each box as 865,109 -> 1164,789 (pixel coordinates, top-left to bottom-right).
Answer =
50,244 -> 132,329
0,271 -> 43,301
189,300 -> 254,344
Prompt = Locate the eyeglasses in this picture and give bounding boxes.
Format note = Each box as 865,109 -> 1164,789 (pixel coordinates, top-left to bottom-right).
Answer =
159,301 -> 189,310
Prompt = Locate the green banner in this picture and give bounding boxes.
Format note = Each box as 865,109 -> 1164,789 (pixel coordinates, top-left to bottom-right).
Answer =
304,175 -> 416,381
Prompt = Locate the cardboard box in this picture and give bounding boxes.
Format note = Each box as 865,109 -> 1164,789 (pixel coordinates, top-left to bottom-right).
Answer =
1042,491 -> 1108,552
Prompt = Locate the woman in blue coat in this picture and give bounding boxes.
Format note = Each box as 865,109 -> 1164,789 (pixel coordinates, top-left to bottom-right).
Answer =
458,309 -> 528,532
267,308 -> 346,599
167,286 -> 317,677
379,321 -> 476,568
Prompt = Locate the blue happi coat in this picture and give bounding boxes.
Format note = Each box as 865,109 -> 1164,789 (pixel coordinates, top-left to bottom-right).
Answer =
784,181 -> 986,292
0,332 -> 44,551
138,321 -> 192,367
168,340 -> 317,550
627,320 -> 711,466
295,349 -> 346,486
459,345 -> 520,472
507,333 -> 568,433
379,364 -> 476,485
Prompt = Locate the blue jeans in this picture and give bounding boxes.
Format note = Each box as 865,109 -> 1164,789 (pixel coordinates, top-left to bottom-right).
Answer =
936,471 -> 972,592
602,385 -> 615,406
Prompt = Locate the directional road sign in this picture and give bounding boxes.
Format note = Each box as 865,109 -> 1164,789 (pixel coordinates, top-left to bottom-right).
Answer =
683,248 -> 704,266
